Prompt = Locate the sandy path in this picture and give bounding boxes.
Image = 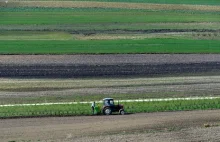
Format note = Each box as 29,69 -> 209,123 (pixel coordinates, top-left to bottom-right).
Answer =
1,54 -> 220,65
1,110 -> 220,142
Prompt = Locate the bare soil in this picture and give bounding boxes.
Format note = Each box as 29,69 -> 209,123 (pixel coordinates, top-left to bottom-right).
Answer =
1,110 -> 220,142
1,54 -> 220,78
1,54 -> 220,65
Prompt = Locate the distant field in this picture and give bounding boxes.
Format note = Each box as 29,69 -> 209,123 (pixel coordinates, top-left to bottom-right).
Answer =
1,8 -> 219,32
0,1 -> 219,54
6,0 -> 220,6
2,7 -> 220,13
1,31 -> 220,40
0,31 -> 73,40
0,39 -> 220,54
2,1 -> 220,11
1,23 -> 220,32
1,11 -> 219,25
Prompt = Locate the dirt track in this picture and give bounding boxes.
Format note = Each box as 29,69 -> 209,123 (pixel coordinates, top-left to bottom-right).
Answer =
1,54 -> 220,78
2,54 -> 220,65
1,110 -> 220,142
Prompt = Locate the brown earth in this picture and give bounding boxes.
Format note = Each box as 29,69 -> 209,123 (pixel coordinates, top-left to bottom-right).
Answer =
1,54 -> 220,78
1,54 -> 220,65
1,110 -> 220,142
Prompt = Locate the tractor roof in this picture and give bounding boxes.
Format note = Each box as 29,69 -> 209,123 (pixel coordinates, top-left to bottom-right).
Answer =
103,98 -> 113,101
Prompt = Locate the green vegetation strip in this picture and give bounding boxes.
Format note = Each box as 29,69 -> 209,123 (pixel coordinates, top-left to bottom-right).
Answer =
0,31 -> 73,40
0,39 -> 220,54
1,11 -> 219,25
2,1 -> 220,12
1,8 -> 220,14
1,99 -> 220,118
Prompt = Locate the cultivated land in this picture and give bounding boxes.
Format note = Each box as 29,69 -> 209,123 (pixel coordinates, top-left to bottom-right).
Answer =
1,54 -> 220,104
1,0 -> 220,141
1,110 -> 220,142
1,54 -> 220,78
1,75 -> 220,104
0,1 -> 220,54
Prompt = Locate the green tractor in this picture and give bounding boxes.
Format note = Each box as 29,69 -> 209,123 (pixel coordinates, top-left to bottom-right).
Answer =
92,98 -> 125,115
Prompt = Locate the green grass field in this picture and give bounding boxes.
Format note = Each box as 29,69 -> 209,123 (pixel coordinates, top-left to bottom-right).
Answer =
1,99 -> 220,118
0,39 -> 219,54
0,1 -> 219,54
1,11 -> 219,25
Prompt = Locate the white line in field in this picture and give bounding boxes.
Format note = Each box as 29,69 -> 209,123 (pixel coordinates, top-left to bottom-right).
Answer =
1,96 -> 220,107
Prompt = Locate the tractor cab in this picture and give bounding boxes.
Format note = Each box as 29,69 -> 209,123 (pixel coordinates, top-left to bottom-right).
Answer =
102,98 -> 125,115
103,98 -> 115,106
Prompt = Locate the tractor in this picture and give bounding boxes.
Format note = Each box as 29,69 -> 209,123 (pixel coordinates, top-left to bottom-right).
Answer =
92,98 -> 125,115
102,98 -> 125,115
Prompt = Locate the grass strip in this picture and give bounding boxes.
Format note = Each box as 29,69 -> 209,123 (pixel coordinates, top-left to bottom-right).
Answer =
0,31 -> 73,40
125,99 -> 220,113
2,1 -> 220,11
1,99 -> 220,118
0,103 -> 91,118
1,7 -> 220,15
1,11 -> 220,25
0,39 -> 220,54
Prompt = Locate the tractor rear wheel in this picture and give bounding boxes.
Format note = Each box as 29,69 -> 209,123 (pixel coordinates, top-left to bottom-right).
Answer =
104,108 -> 112,115
120,109 -> 125,115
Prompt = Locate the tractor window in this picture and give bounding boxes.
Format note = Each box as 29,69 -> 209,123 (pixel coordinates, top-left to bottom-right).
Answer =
104,100 -> 109,105
109,100 -> 114,105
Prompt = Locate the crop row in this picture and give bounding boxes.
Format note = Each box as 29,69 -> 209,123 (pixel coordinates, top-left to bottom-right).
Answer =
1,99 -> 220,118
0,39 -> 220,54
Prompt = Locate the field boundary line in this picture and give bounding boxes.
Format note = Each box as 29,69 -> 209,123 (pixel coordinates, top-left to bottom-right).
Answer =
4,1 -> 220,11
1,96 -> 220,107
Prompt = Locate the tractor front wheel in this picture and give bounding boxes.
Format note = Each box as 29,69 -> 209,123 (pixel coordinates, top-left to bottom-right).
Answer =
104,108 -> 112,115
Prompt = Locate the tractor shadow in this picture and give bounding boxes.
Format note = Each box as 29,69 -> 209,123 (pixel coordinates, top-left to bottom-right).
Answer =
97,112 -> 134,116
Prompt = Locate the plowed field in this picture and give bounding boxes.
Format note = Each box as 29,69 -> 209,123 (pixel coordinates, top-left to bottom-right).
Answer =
1,110 -> 220,142
1,54 -> 220,77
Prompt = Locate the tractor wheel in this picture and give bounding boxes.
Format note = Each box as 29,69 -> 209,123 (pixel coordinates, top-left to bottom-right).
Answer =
104,108 -> 112,115
119,109 -> 125,115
